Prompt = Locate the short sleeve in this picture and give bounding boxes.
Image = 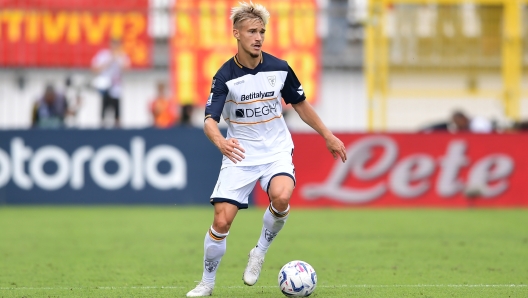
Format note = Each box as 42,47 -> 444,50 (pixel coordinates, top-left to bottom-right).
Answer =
281,65 -> 306,105
204,75 -> 229,122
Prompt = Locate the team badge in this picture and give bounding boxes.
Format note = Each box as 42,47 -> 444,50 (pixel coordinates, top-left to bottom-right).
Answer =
267,76 -> 276,87
264,228 -> 277,242
204,260 -> 219,272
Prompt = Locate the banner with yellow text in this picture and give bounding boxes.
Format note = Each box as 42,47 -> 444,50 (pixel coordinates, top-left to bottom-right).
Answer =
171,0 -> 320,105
0,0 -> 150,67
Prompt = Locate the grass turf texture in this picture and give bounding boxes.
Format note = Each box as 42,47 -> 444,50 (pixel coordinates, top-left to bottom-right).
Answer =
0,207 -> 527,298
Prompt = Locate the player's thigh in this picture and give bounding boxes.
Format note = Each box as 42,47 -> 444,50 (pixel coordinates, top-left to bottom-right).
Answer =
260,153 -> 296,205
268,176 -> 294,204
211,166 -> 260,210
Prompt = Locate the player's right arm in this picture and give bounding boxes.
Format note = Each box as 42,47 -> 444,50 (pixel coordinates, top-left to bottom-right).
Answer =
204,119 -> 245,163
204,74 -> 245,164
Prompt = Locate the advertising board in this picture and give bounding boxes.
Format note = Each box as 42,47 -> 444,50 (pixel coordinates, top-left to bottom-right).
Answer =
171,0 -> 320,105
0,128 -> 222,204
0,0 -> 150,67
255,134 -> 528,207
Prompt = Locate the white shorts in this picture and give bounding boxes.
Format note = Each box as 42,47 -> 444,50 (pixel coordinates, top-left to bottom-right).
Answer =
210,152 -> 295,209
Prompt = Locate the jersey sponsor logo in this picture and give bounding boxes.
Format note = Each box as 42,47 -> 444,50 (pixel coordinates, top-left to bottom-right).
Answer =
235,102 -> 278,118
236,109 -> 245,118
240,91 -> 274,101
267,75 -> 276,87
206,93 -> 213,106
297,85 -> 304,95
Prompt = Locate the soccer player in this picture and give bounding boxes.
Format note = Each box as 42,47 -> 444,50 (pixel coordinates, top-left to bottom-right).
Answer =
186,2 -> 347,297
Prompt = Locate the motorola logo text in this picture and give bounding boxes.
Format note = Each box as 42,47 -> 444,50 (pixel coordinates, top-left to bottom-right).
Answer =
0,137 -> 187,190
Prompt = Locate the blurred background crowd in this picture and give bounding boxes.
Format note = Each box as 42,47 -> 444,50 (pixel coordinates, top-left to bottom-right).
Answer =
1,0 -> 528,133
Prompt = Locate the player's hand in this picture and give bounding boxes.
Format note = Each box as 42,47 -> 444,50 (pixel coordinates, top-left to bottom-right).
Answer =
218,138 -> 245,163
325,135 -> 347,163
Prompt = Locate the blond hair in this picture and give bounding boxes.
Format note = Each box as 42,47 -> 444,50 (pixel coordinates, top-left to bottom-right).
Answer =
230,1 -> 270,27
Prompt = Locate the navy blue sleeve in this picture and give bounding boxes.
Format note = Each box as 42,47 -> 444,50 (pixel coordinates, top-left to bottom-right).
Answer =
281,65 -> 306,105
204,75 -> 228,122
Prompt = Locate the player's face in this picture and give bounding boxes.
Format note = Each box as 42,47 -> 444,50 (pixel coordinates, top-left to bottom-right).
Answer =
235,19 -> 265,58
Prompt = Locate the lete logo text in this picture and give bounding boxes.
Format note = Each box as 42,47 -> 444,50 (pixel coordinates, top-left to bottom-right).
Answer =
302,136 -> 514,204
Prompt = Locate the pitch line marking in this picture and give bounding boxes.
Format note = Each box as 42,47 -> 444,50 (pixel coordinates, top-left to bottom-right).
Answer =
1,284 -> 526,290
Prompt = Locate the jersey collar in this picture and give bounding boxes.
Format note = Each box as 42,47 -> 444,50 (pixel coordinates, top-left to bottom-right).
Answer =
233,53 -> 263,69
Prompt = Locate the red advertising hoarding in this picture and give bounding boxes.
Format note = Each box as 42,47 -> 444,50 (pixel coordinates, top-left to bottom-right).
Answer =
255,134 -> 528,208
0,0 -> 150,67
171,0 -> 320,105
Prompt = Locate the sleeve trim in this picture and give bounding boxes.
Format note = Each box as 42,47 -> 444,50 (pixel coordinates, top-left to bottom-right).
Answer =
204,114 -> 220,123
284,94 -> 306,105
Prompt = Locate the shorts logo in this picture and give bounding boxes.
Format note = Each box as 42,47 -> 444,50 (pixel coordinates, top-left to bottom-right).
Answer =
204,260 -> 219,273
236,109 -> 245,118
264,228 -> 277,242
267,76 -> 276,87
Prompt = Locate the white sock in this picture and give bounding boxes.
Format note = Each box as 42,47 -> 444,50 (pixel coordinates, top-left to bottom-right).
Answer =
255,204 -> 290,255
201,226 -> 228,284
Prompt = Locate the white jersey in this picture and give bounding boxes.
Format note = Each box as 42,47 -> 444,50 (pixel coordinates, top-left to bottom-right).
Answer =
205,52 -> 306,168
91,49 -> 129,98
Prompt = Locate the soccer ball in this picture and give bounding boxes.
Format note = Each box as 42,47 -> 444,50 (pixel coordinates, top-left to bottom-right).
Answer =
278,260 -> 317,297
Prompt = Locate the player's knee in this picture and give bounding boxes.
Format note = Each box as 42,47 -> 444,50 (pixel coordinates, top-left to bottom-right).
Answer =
271,194 -> 290,212
212,218 -> 232,233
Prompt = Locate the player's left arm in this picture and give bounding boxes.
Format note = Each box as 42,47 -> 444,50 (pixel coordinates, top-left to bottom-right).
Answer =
282,64 -> 346,162
292,100 -> 347,162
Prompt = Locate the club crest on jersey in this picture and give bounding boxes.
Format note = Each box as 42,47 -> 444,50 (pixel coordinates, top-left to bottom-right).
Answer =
267,76 -> 276,87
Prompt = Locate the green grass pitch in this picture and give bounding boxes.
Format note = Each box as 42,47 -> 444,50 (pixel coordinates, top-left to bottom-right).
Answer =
1,207 -> 527,297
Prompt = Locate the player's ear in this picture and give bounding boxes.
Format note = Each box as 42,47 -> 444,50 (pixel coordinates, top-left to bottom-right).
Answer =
233,28 -> 240,40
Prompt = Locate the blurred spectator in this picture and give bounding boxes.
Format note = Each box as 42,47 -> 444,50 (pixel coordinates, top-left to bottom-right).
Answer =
150,82 -> 179,128
452,111 -> 493,133
32,84 -> 70,129
180,104 -> 194,126
420,110 -> 494,133
64,75 -> 83,128
512,120 -> 528,131
91,38 -> 130,128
